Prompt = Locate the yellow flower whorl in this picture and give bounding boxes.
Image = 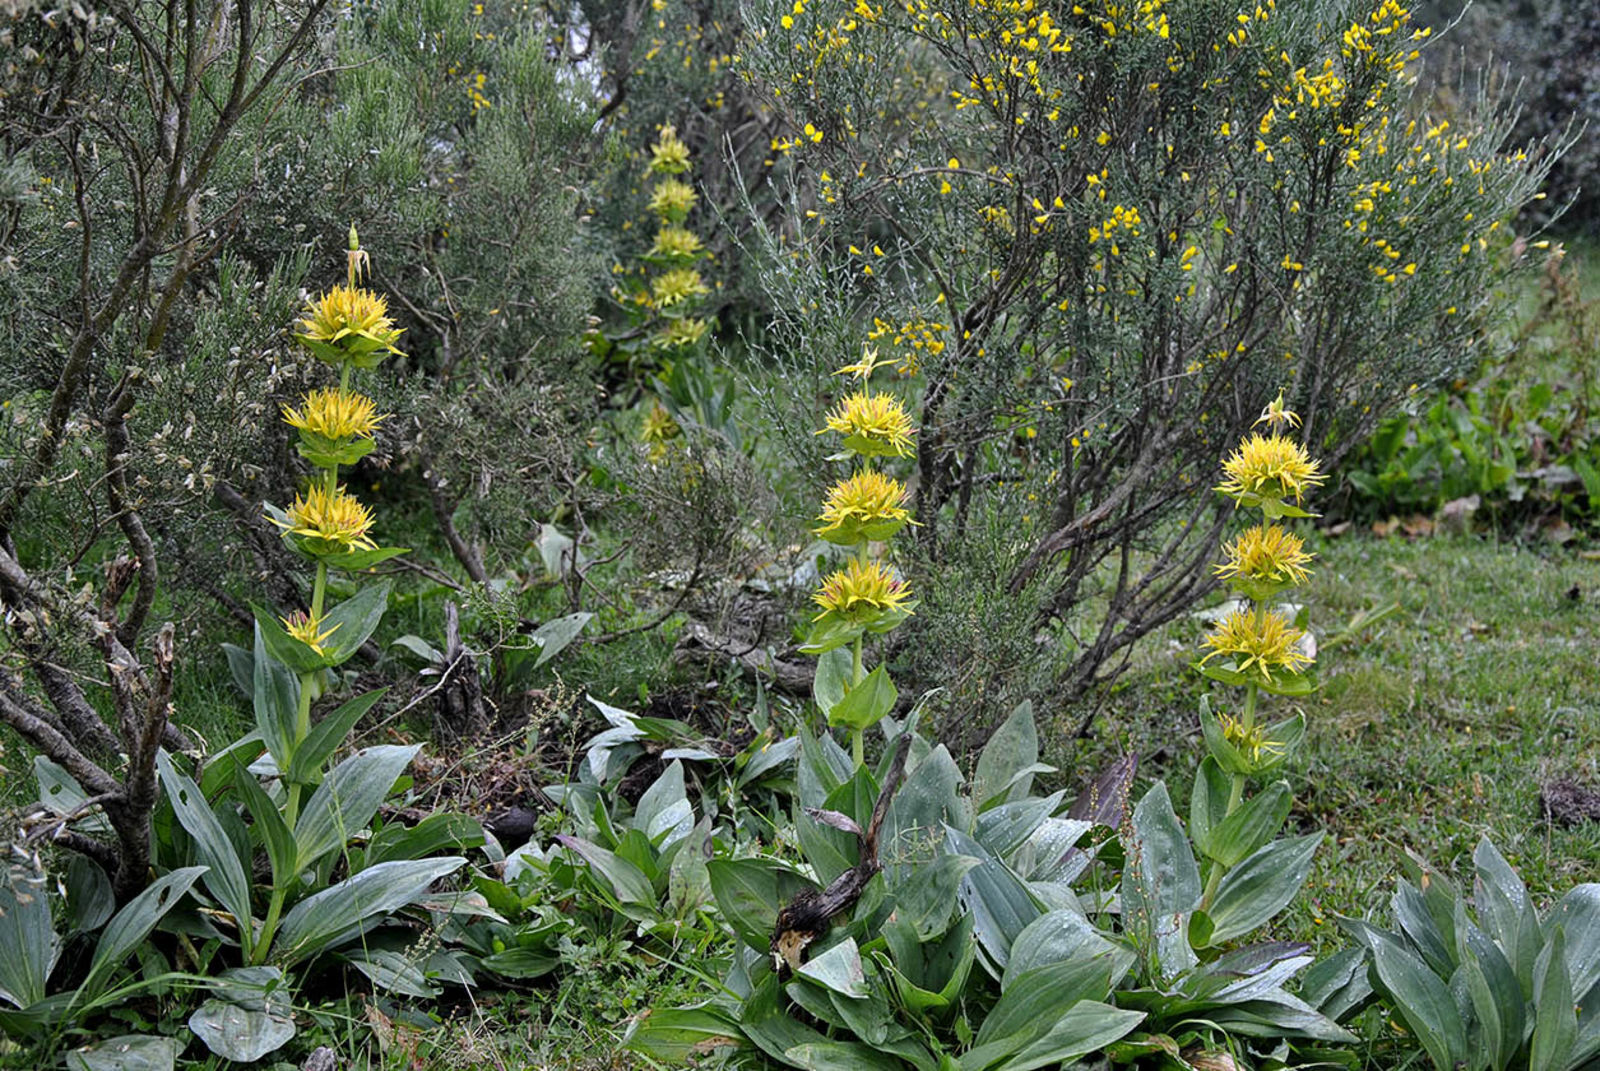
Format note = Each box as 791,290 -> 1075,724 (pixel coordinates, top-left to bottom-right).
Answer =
815,470 -> 912,545
273,483 -> 377,556
812,558 -> 914,623
821,390 -> 917,458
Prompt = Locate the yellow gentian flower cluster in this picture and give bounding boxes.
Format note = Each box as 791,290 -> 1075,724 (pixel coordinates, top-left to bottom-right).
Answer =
267,227 -> 405,655
1196,390 -> 1322,789
641,128 -> 709,345
1201,391 -> 1320,695
811,558 -> 914,622
295,284 -> 405,370
821,388 -> 917,459
808,348 -> 918,761
633,124 -> 714,462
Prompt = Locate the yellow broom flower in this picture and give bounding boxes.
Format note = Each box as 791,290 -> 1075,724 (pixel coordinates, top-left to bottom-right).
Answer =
280,610 -> 341,656
1214,523 -> 1313,598
1200,608 -> 1313,684
648,179 -> 698,221
1216,432 -> 1325,507
295,285 -> 406,367
272,484 -> 377,556
812,558 -> 914,623
282,388 -> 385,442
649,125 -> 692,175
821,390 -> 916,458
815,470 -> 913,544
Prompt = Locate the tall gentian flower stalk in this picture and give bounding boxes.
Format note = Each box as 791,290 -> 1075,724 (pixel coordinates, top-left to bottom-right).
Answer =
807,348 -> 917,765
1194,391 -> 1324,906
249,227 -> 408,960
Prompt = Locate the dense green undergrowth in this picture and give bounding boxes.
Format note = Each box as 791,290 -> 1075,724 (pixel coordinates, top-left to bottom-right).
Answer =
3,0 -> 1598,1064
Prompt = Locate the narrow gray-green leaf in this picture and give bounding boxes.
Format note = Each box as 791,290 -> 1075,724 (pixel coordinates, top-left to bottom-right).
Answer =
251,624 -> 301,769
556,836 -> 655,904
285,688 -> 387,786
1370,932 -> 1467,1071
973,701 -> 1039,811
1204,781 -> 1291,867
530,611 -> 592,669
990,1000 -> 1144,1071
84,868 -> 207,999
155,752 -> 253,953
1531,927 -> 1576,1071
1474,838 -> 1542,993
317,581 -> 392,666
0,881 -> 57,1009
1547,883 -> 1600,1001
230,759 -> 295,888
1122,782 -> 1200,979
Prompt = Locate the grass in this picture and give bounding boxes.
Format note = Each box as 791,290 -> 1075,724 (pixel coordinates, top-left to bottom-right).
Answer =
1063,527 -> 1600,953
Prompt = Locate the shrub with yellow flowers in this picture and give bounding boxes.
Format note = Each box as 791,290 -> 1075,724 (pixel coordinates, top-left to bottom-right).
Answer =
806,347 -> 917,765
1192,390 -> 1323,909
731,0 -> 1571,726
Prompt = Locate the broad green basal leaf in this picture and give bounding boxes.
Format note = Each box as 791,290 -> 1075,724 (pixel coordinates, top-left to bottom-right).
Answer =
293,744 -> 419,872
66,1035 -> 179,1071
1122,783 -> 1200,980
0,880 -> 58,1010
1201,833 -> 1321,946
188,966 -> 296,1063
273,857 -> 464,966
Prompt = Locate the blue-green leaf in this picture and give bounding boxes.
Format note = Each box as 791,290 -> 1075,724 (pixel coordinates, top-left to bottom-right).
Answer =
1122,783 -> 1200,979
1203,833 -> 1321,946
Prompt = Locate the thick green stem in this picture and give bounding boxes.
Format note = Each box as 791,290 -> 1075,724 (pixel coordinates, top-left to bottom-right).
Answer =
849,635 -> 865,766
310,563 -> 328,620
1203,682 -> 1259,909
309,364 -> 350,618
254,885 -> 288,966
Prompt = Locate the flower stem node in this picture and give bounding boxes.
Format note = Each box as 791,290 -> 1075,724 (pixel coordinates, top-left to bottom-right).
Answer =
282,388 -> 385,468
269,483 -> 378,560
280,610 -> 340,657
1216,431 -> 1325,517
804,559 -> 915,654
1199,696 -> 1306,776
1197,608 -> 1316,694
1214,524 -> 1313,601
649,125 -> 692,175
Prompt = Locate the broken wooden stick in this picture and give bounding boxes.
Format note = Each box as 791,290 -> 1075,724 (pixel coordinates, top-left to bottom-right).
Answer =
771,734 -> 913,972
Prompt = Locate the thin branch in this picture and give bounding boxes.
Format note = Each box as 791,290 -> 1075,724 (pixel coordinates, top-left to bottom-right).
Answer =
0,675 -> 118,796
